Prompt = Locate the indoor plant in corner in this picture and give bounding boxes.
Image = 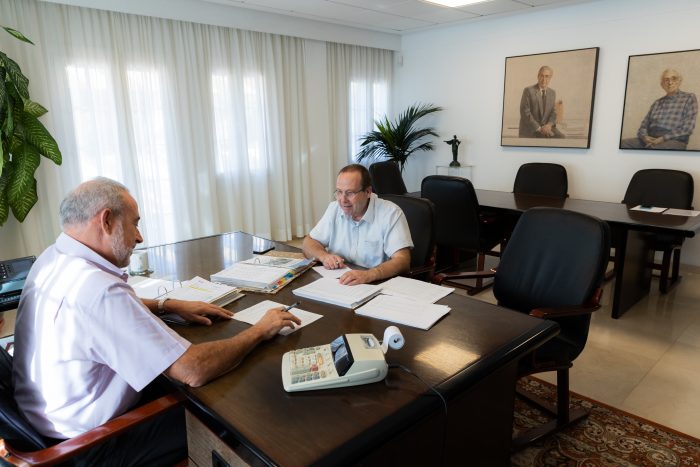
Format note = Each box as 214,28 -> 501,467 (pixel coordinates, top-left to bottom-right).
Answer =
0,26 -> 62,226
356,103 -> 442,172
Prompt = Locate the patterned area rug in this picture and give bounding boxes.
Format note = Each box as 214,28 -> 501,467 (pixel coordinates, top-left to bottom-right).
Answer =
511,377 -> 700,466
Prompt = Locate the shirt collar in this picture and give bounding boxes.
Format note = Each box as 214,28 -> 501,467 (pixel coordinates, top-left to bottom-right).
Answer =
55,232 -> 129,282
339,193 -> 378,224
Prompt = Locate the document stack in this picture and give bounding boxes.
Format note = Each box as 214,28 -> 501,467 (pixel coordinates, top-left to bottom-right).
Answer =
129,275 -> 243,307
292,277 -> 382,309
210,254 -> 314,293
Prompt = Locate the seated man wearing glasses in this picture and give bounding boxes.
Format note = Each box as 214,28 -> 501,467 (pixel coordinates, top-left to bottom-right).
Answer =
302,164 -> 413,285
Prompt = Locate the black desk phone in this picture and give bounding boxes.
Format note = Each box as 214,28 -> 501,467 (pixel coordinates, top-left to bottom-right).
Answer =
0,256 -> 35,312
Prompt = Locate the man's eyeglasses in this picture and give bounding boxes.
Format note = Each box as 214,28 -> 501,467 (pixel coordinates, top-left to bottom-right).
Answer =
333,189 -> 365,200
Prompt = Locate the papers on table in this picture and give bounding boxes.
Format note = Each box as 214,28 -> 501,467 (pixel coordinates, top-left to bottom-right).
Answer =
663,208 -> 700,217
293,278 -> 382,309
630,205 -> 667,213
210,263 -> 293,291
234,300 -> 322,335
355,294 -> 450,330
128,275 -> 243,307
312,265 -> 351,279
380,276 -> 453,303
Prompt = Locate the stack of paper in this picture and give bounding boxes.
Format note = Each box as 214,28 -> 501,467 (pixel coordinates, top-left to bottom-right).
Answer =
210,263 -> 293,291
129,275 -> 243,307
240,255 -> 313,273
380,276 -> 453,303
355,295 -> 450,330
292,278 -> 382,309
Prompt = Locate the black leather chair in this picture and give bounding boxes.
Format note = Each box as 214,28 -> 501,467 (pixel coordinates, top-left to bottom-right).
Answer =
618,169 -> 694,293
0,347 -> 184,466
435,207 -> 610,449
513,162 -> 568,197
369,161 -> 407,195
421,175 -> 505,294
381,194 -> 436,280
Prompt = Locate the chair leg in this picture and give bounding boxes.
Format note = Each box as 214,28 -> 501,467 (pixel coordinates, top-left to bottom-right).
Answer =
659,249 -> 671,293
512,370 -> 590,451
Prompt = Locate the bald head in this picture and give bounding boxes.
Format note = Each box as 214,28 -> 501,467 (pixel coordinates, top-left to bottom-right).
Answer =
59,177 -> 130,229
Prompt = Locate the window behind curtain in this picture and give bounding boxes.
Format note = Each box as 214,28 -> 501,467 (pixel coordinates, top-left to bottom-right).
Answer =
349,80 -> 389,161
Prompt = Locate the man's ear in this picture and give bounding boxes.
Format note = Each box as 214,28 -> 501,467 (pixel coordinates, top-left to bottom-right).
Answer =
98,208 -> 115,235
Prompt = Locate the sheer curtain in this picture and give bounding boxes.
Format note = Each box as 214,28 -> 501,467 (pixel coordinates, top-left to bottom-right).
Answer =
0,0 -> 393,257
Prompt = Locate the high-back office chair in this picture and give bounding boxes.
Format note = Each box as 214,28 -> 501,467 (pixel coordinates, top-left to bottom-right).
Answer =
381,194 -> 436,280
369,161 -> 408,195
513,162 -> 569,197
0,347 -> 184,466
618,169 -> 694,293
421,175 -> 505,295
435,208 -> 610,449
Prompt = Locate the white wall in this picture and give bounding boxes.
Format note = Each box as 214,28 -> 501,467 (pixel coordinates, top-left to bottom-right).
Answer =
395,0 -> 700,265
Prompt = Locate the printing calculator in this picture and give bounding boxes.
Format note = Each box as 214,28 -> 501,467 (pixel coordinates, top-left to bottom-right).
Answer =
281,334 -> 388,392
0,256 -> 35,312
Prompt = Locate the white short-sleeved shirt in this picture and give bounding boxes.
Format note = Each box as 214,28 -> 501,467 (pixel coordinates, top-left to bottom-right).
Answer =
309,193 -> 413,268
12,233 -> 191,439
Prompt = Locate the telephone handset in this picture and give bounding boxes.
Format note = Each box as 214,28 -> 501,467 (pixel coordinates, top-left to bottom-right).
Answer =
282,333 -> 388,392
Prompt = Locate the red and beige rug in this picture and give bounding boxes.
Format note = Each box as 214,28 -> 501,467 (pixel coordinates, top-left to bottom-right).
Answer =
512,377 -> 700,466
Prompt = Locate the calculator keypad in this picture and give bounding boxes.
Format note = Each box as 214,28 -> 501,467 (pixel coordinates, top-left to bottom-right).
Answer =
288,345 -> 336,385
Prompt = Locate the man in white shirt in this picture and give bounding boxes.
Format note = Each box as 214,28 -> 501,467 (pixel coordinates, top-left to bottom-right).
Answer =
303,164 -> 413,285
13,177 -> 300,465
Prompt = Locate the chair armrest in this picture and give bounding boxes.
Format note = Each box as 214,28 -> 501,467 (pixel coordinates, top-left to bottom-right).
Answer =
434,270 -> 496,285
529,288 -> 604,319
0,392 -> 186,466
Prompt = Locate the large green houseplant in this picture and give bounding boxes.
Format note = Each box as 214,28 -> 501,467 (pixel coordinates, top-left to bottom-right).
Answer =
356,103 -> 442,172
0,26 -> 62,226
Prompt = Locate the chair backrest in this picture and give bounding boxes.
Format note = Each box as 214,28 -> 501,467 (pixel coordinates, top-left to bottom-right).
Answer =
622,169 -> 694,209
494,208 -> 610,359
0,347 -> 50,452
369,161 -> 407,195
513,163 -> 568,198
380,195 -> 435,270
421,175 -> 482,250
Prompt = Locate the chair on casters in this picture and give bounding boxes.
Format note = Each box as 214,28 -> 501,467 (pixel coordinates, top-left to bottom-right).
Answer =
421,175 -> 505,295
615,169 -> 694,293
380,194 -> 436,281
435,207 -> 610,450
0,346 -> 185,466
369,161 -> 407,195
513,162 -> 568,198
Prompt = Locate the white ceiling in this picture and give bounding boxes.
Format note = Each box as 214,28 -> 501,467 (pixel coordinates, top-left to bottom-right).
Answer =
200,0 -> 594,34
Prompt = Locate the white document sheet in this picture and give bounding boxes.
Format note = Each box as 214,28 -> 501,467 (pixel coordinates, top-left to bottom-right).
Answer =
128,276 -> 179,299
379,276 -> 453,303
355,294 -> 450,330
234,300 -> 322,335
663,208 -> 700,217
312,265 -> 351,279
292,278 -> 382,309
630,205 -> 667,213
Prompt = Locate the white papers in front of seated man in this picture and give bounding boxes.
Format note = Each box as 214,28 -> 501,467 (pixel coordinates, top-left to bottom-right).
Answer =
292,278 -> 382,309
355,294 -> 450,330
233,300 -> 322,335
379,276 -> 454,304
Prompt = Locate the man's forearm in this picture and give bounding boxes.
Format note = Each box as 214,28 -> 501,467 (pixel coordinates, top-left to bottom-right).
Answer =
302,236 -> 328,261
367,249 -> 411,282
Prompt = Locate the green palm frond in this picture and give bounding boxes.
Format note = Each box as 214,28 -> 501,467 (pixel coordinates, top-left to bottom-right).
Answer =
356,103 -> 442,172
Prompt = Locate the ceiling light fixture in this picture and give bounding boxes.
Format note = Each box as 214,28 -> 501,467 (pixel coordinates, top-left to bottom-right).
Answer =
422,0 -> 493,7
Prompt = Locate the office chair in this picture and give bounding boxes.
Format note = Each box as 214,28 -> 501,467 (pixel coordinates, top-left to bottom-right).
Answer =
513,162 -> 568,198
421,175 -> 505,295
615,169 -> 694,293
0,347 -> 185,466
369,161 -> 408,195
380,194 -> 436,281
435,207 -> 610,449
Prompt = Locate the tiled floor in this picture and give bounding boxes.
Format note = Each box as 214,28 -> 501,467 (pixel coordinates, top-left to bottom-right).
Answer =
467,265 -> 700,439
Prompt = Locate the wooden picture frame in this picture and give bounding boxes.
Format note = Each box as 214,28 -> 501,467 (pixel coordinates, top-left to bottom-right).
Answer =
620,49 -> 700,151
501,47 -> 599,149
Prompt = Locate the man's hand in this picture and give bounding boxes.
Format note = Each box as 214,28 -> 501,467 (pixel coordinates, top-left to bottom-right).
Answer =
540,123 -> 555,137
320,253 -> 346,270
643,135 -> 664,147
338,269 -> 375,286
254,307 -> 302,339
165,299 -> 234,326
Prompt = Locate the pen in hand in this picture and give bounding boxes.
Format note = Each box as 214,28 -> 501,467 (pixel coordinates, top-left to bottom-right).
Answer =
283,301 -> 299,312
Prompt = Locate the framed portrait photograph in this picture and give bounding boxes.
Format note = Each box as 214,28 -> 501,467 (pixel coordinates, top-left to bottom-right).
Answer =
501,47 -> 599,149
620,49 -> 700,152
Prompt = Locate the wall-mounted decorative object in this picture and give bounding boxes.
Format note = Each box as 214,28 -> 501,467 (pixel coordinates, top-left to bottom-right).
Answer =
620,49 -> 700,152
501,47 -> 599,149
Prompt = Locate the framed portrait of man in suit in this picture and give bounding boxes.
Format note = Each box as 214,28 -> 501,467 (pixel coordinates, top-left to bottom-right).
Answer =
501,47 -> 599,149
620,49 -> 700,152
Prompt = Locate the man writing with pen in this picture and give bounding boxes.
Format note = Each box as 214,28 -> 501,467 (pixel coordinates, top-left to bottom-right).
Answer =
302,164 -> 413,285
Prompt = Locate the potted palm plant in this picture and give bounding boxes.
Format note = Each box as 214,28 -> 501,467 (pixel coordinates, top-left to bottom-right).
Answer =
356,103 -> 442,172
0,26 -> 62,226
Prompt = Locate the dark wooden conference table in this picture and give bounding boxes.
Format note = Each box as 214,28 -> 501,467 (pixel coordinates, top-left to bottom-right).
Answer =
475,189 -> 700,319
145,231 -> 558,466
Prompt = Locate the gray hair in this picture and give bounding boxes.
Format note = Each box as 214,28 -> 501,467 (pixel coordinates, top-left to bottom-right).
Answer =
538,66 -> 553,76
59,177 -> 129,228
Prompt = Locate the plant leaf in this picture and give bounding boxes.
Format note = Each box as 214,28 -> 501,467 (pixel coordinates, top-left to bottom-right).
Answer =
7,142 -> 40,207
0,52 -> 30,99
0,167 -> 10,225
23,98 -> 48,117
2,27 -> 34,45
10,177 -> 37,222
22,115 -> 62,165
